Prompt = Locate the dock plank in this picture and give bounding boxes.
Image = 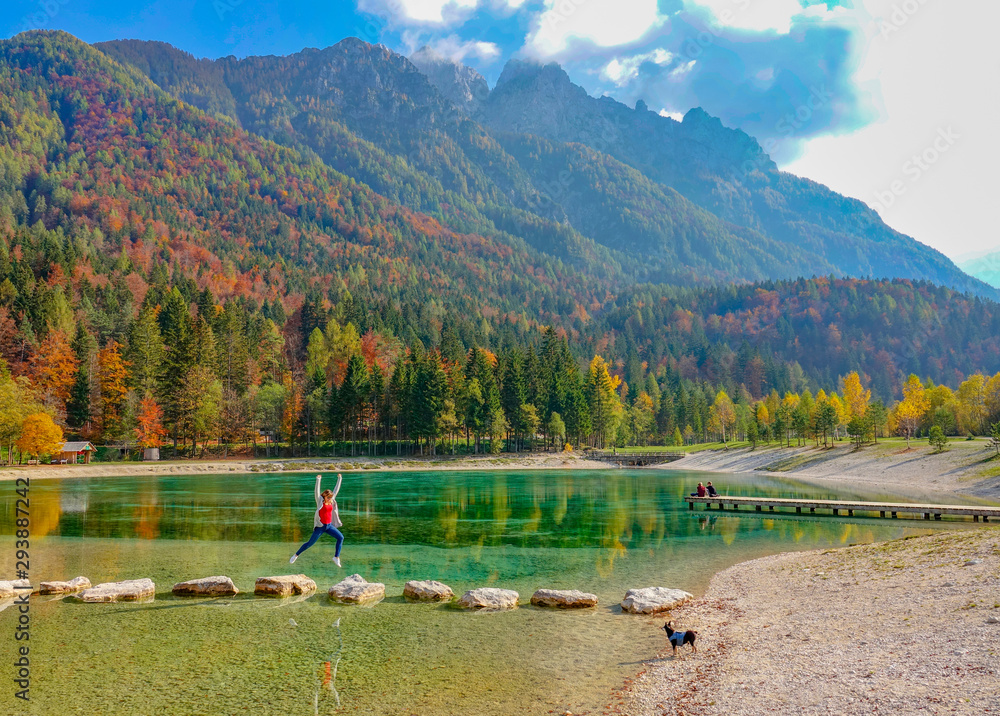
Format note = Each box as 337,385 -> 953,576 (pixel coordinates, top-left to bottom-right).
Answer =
683,495 -> 998,522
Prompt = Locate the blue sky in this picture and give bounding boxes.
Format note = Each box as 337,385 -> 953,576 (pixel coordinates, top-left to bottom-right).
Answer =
2,0 -> 997,258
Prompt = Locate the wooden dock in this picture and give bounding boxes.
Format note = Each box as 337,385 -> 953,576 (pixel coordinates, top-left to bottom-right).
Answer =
684,495 -> 998,522
588,451 -> 684,466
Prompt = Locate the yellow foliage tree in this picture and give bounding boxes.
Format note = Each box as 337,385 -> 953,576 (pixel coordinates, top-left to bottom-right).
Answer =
587,355 -> 622,449
756,402 -> 770,426
985,373 -> 1000,423
956,374 -> 987,435
709,390 -> 737,443
841,371 -> 871,420
896,374 -> 929,447
16,413 -> 63,462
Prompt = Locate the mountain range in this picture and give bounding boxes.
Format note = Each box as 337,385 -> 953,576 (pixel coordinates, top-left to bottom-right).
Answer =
94,36 -> 994,297
2,30 -> 1000,399
957,251 -> 1000,289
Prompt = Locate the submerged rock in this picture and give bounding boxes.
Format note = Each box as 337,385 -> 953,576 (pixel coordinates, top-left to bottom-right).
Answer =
0,580 -> 31,599
457,588 -> 519,610
530,589 -> 598,609
620,587 -> 692,614
254,574 -> 317,597
74,579 -> 156,603
39,576 -> 91,594
329,574 -> 385,604
403,580 -> 454,601
172,576 -> 239,596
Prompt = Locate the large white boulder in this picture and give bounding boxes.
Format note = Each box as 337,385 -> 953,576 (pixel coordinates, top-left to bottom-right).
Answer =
39,576 -> 91,594
254,574 -> 317,597
403,580 -> 454,601
329,574 -> 385,604
74,579 -> 156,603
620,587 -> 692,614
457,587 -> 519,610
172,576 -> 239,596
530,588 -> 598,609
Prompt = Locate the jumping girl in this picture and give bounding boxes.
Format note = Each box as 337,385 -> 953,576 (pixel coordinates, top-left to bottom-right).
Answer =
290,473 -> 344,567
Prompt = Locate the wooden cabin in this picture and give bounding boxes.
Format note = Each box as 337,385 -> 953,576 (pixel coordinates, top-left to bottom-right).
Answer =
56,441 -> 96,464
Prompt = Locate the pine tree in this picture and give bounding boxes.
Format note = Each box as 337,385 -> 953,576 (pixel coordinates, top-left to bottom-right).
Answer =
67,323 -> 97,431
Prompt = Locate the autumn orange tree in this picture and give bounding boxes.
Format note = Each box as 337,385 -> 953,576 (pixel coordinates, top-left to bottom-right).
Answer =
16,413 -> 63,462
29,331 -> 79,417
134,396 -> 166,450
97,341 -> 130,441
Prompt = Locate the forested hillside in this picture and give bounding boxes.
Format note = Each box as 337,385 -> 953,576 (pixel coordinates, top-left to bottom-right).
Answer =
2,31 -> 1000,464
96,37 -> 983,293
479,61 -> 993,298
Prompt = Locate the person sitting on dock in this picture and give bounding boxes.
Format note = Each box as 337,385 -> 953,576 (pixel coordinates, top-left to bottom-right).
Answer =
691,482 -> 706,498
706,482 -> 718,497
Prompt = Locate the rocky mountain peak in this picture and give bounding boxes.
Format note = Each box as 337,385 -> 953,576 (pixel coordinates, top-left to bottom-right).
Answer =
311,38 -> 450,127
409,46 -> 489,115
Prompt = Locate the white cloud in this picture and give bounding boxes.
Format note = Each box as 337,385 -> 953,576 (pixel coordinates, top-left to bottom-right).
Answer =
783,0 -> 1000,257
659,108 -> 685,122
669,59 -> 696,79
402,30 -> 501,62
357,0 -> 481,26
526,0 -> 665,58
601,48 -> 672,86
685,0 -> 805,34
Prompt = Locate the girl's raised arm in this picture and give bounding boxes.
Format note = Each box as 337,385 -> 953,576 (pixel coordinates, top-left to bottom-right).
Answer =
315,474 -> 323,506
331,473 -> 342,499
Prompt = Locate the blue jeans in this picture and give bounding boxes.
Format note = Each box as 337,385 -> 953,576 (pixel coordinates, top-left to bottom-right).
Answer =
295,524 -> 344,557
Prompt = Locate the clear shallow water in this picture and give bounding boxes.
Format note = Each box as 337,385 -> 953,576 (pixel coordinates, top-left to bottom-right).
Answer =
0,469 -> 975,715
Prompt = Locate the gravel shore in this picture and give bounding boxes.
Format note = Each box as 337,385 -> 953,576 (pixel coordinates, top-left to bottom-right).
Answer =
0,452 -> 607,481
666,441 -> 1000,500
610,527 -> 1000,716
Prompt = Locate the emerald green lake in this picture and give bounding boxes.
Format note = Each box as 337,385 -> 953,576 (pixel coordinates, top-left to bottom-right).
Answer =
0,469 -> 974,715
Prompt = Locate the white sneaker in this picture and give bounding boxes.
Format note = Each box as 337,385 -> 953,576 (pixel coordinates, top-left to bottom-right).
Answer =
332,556 -> 341,568
289,554 -> 298,564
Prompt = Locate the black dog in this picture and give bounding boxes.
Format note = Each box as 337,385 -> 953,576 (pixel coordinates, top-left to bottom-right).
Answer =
663,621 -> 697,654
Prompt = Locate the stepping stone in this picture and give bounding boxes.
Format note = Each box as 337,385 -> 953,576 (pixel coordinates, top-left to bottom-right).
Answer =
0,579 -> 31,599
73,579 -> 156,603
0,580 -> 31,599
329,574 -> 385,604
530,588 -> 598,609
457,588 -> 519,610
254,574 -> 317,597
172,576 -> 239,596
620,587 -> 692,614
403,580 -> 454,601
39,576 -> 91,594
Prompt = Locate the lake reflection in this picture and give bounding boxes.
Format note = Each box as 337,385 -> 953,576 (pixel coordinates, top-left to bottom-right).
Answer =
0,469 -> 969,716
